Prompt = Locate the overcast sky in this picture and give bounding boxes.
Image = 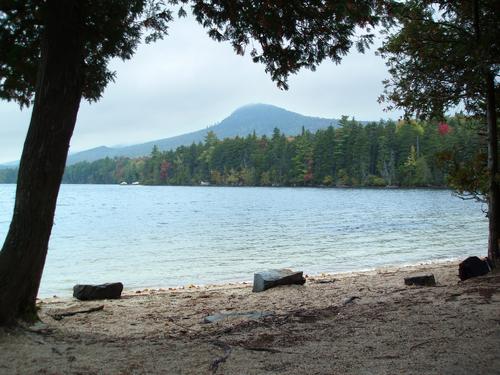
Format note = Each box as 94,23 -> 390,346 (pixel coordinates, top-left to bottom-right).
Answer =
0,16 -> 402,164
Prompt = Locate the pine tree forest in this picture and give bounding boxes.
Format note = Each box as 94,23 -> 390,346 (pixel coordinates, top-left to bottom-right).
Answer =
0,116 -> 484,189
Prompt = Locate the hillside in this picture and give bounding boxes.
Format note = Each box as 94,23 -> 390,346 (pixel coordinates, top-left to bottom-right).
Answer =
0,161 -> 18,169
65,104 -> 338,165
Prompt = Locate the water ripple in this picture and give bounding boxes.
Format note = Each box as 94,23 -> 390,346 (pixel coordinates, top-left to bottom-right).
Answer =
0,184 -> 488,297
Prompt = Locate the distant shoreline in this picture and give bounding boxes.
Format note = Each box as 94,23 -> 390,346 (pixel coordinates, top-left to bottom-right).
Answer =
0,182 -> 452,190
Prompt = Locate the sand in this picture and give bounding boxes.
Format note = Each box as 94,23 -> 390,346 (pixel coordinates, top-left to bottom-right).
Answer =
0,261 -> 499,374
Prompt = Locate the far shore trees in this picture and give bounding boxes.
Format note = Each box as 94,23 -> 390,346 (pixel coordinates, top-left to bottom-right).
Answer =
0,1 -> 382,325
47,117 -> 476,187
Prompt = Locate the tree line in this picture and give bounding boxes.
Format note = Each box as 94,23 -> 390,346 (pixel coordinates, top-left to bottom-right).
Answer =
32,116 -> 476,188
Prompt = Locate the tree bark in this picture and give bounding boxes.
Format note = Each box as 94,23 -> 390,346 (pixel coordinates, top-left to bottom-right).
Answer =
0,1 -> 84,325
486,70 -> 500,268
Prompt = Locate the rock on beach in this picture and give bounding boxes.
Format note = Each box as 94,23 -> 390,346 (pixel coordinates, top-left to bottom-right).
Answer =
458,256 -> 491,281
252,269 -> 306,292
73,282 -> 124,301
404,274 -> 436,287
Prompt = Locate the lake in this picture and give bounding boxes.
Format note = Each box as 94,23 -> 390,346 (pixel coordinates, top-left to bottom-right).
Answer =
0,184 -> 488,297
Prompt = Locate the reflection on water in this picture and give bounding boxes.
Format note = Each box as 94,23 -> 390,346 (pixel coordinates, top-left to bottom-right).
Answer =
0,184 -> 487,297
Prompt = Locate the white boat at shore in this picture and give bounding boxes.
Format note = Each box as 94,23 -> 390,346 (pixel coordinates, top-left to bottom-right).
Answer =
120,181 -> 141,186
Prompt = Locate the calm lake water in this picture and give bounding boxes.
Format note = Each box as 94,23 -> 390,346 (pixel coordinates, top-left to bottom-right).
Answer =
0,184 -> 488,297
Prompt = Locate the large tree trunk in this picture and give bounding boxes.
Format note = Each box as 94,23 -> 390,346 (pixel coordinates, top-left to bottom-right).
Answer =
0,1 -> 84,325
486,70 -> 500,268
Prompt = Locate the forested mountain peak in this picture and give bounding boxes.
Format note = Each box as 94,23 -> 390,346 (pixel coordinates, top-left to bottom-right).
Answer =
59,104 -> 339,165
229,103 -> 321,119
208,103 -> 337,139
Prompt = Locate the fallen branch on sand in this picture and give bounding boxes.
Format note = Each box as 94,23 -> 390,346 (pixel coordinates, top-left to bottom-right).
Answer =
314,279 -> 337,284
241,346 -> 300,354
409,337 -> 450,351
209,340 -> 232,374
49,305 -> 104,321
242,346 -> 282,353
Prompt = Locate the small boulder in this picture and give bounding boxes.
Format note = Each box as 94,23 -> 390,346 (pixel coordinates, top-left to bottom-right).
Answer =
73,282 -> 123,301
252,269 -> 306,292
404,274 -> 436,287
459,256 -> 491,281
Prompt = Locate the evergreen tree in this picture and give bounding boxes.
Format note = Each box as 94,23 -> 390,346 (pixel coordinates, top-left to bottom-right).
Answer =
291,130 -> 314,185
313,127 -> 336,185
380,0 -> 500,266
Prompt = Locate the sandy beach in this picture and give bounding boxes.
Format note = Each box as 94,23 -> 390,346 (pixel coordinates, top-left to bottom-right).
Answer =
1,260 -> 499,374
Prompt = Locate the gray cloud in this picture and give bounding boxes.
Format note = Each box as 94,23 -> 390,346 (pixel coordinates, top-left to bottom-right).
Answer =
0,17 -> 401,164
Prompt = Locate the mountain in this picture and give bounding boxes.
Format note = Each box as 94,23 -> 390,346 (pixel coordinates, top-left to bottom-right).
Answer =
0,161 -> 19,169
5,104 -> 339,167
204,103 -> 336,138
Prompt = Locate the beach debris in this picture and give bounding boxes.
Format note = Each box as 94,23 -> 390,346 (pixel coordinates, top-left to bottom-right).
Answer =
459,256 -> 491,281
292,310 -> 320,323
22,321 -> 54,335
242,346 -> 282,353
315,278 -> 337,284
252,269 -> 306,292
49,305 -> 104,321
209,340 -> 232,374
342,296 -> 360,305
404,274 -> 436,287
166,317 -> 197,333
73,282 -> 123,301
203,311 -> 273,324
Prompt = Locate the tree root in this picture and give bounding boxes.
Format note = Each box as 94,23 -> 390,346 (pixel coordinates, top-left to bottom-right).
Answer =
209,340 -> 232,374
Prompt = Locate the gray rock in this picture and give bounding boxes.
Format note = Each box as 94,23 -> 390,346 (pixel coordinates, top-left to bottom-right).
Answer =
252,269 -> 306,292
342,296 -> 360,305
203,311 -> 273,324
73,282 -> 123,301
404,274 -> 436,287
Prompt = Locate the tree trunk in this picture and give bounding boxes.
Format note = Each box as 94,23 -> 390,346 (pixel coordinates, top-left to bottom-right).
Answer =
0,1 -> 84,325
486,70 -> 500,268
